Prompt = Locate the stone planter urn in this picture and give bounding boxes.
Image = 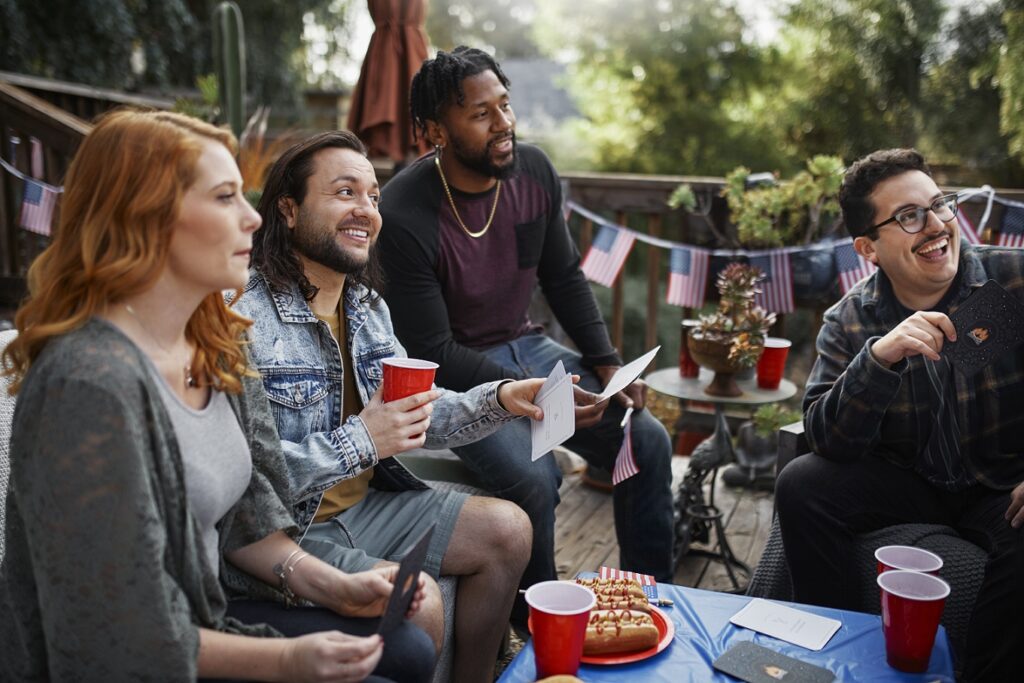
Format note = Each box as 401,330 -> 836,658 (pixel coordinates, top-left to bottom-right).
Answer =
687,334 -> 762,397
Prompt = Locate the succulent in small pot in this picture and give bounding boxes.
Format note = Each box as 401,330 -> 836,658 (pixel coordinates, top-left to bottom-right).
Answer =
688,263 -> 776,396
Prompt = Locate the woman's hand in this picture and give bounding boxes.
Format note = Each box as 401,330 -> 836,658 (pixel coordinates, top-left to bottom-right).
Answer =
330,566 -> 426,619
358,387 -> 439,459
279,632 -> 383,683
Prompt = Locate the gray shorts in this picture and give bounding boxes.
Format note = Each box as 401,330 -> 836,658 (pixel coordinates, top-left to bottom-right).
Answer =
299,488 -> 468,578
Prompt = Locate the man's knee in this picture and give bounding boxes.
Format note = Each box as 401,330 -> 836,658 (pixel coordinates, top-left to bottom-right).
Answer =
631,413 -> 673,472
475,497 -> 533,563
776,453 -> 830,518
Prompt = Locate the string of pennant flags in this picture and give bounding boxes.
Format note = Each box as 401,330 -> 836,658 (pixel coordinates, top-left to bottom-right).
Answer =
570,192 -> 1024,314
3,147 -> 1024,300
1,136 -> 61,238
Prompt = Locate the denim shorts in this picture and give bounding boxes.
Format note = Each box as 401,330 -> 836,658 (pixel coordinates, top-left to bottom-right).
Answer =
299,487 -> 468,578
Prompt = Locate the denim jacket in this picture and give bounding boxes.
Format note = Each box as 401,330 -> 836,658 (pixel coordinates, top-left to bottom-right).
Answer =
233,272 -> 519,530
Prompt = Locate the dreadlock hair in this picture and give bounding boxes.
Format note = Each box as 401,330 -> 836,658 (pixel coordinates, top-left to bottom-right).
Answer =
410,46 -> 511,141
252,130 -> 384,305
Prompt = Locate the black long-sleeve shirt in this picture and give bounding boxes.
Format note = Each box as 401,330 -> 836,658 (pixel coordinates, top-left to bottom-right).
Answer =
378,144 -> 621,390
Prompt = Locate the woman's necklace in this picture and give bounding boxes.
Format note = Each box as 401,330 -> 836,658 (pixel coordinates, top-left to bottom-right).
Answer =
435,155 -> 501,238
124,304 -> 197,390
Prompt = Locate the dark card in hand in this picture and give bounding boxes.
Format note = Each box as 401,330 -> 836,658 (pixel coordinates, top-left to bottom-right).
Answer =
713,641 -> 835,683
943,280 -> 1024,376
377,523 -> 435,636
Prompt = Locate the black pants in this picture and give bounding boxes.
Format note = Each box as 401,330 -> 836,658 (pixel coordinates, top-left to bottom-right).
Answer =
776,454 -> 1024,683
201,601 -> 436,683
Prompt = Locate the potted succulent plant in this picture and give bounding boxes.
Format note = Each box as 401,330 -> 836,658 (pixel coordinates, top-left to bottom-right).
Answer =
688,263 -> 776,397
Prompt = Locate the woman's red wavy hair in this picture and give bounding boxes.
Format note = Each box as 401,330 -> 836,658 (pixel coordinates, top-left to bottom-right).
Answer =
3,109 -> 253,394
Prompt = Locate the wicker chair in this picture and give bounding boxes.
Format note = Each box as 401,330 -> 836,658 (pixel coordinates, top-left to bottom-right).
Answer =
0,330 -> 16,566
747,422 -> 985,671
395,449 -> 496,683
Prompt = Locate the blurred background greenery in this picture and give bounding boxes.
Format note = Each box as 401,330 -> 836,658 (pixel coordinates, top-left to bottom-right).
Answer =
3,0 -> 1023,186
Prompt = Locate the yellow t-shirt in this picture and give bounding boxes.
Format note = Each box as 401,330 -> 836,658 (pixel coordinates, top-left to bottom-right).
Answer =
313,302 -> 372,522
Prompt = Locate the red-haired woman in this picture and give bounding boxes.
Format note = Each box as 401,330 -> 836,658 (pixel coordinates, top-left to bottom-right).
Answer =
0,110 -> 434,682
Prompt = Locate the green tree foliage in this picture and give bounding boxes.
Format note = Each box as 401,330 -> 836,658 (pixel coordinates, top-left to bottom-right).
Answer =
766,0 -> 943,162
922,4 -> 1024,184
998,6 -> 1024,167
533,0 -> 788,176
427,0 -> 540,58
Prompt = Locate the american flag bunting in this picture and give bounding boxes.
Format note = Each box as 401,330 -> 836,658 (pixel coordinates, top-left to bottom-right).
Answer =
834,241 -> 877,294
611,414 -> 639,485
956,208 -> 981,245
581,225 -> 635,287
599,565 -> 658,600
19,179 -> 56,236
666,246 -> 709,308
749,250 -> 794,313
998,204 -> 1024,248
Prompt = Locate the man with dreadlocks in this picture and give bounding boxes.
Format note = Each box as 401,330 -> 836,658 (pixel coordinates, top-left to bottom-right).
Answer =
378,47 -> 675,630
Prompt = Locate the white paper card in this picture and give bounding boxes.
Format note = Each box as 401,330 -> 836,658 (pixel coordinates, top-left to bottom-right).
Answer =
729,598 -> 841,651
530,361 -> 575,460
597,346 -> 661,401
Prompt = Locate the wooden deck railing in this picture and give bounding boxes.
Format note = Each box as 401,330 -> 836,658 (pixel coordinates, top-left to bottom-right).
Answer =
0,71 -> 174,122
4,71 -> 1024,360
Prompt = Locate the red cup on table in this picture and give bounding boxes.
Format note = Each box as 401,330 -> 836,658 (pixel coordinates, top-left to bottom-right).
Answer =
877,570 -> 950,673
875,545 -> 943,576
756,337 -> 792,390
525,580 -> 596,678
679,319 -> 701,378
381,358 -> 439,402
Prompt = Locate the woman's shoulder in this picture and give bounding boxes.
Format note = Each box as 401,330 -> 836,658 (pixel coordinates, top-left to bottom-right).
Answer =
23,318 -> 150,400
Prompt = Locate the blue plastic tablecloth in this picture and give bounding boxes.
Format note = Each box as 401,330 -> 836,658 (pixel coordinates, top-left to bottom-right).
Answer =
498,582 -> 955,682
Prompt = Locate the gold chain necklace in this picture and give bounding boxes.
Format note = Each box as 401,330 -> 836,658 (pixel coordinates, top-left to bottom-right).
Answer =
125,304 -> 197,390
435,156 -> 501,238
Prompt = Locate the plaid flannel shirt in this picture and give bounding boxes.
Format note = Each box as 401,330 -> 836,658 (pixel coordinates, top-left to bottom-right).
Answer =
804,245 -> 1024,490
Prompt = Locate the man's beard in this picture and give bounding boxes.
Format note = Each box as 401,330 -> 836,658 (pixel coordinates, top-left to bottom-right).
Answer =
291,216 -> 372,276
449,132 -> 519,180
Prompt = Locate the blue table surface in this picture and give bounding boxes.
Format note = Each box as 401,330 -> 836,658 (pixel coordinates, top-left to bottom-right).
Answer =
498,581 -> 955,682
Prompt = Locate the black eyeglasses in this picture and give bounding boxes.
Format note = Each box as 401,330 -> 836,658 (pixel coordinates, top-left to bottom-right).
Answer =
869,194 -> 959,234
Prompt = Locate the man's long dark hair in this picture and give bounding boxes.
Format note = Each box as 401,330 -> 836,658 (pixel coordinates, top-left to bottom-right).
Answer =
253,130 -> 384,304
410,46 -> 511,140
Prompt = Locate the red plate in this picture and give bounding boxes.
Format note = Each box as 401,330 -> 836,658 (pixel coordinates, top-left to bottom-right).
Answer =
580,605 -> 675,665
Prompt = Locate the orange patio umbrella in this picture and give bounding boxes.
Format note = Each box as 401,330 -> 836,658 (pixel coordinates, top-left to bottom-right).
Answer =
347,0 -> 431,163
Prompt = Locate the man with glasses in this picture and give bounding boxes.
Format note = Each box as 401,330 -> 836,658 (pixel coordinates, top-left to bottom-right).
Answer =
775,148 -> 1024,681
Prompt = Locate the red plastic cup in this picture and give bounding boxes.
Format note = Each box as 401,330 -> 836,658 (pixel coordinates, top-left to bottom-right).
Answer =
877,570 -> 950,673
756,337 -> 792,390
381,358 -> 438,403
875,545 -> 943,576
525,580 -> 595,678
679,319 -> 700,378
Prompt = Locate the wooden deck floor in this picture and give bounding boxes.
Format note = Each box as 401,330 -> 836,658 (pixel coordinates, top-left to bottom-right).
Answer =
553,454 -> 775,591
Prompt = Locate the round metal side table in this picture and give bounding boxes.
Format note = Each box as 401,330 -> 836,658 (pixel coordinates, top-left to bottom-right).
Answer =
646,367 -> 797,592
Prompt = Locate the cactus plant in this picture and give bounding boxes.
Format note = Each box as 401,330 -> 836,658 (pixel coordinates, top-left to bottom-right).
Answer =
212,1 -> 246,138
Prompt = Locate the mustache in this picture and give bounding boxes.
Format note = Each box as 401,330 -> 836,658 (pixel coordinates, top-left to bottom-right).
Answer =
487,132 -> 515,149
911,229 -> 952,253
337,219 -> 373,231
